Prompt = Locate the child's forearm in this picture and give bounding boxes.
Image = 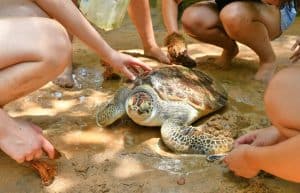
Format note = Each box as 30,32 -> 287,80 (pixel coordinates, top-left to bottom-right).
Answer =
33,0 -> 116,62
162,0 -> 180,34
248,134 -> 300,182
128,0 -> 156,49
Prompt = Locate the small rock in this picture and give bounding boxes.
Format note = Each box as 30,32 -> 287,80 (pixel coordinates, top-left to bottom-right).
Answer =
177,176 -> 185,185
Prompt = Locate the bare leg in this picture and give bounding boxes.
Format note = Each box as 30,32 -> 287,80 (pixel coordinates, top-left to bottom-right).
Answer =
0,18 -> 71,104
52,60 -> 74,88
265,67 -> 300,138
181,2 -> 238,68
52,30 -> 74,88
0,17 -> 72,163
52,0 -> 79,88
0,0 -> 76,88
220,2 -> 281,83
128,0 -> 170,64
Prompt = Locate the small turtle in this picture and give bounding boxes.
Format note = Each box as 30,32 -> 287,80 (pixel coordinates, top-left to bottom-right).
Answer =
96,65 -> 233,159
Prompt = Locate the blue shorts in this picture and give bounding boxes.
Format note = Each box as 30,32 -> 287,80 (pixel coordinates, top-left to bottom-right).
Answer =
280,1 -> 297,31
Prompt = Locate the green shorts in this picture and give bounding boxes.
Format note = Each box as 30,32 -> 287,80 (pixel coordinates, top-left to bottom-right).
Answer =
178,0 -> 262,20
178,0 -> 203,20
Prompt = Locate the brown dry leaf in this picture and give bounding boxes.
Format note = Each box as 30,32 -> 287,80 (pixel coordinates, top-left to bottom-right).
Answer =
26,149 -> 62,186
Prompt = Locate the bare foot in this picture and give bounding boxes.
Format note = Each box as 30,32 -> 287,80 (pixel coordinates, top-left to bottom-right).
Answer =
214,43 -> 239,69
144,46 -> 170,64
254,61 -> 276,83
52,63 -> 74,88
0,110 -> 55,163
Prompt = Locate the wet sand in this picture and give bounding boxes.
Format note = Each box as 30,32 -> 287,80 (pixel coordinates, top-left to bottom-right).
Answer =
1,9 -> 300,193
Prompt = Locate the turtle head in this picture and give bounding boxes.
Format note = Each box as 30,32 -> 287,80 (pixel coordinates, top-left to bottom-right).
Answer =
126,90 -> 154,122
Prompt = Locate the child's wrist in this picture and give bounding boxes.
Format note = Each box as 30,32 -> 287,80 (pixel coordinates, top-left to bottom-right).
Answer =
101,49 -> 119,65
245,146 -> 261,171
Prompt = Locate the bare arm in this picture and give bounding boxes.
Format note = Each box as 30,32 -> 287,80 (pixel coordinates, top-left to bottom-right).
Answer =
249,134 -> 300,182
128,0 -> 156,50
162,0 -> 180,34
127,0 -> 170,64
33,0 -> 114,62
225,134 -> 300,183
33,0 -> 151,80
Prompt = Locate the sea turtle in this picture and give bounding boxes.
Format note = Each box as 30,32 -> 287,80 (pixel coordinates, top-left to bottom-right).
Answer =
96,65 -> 233,158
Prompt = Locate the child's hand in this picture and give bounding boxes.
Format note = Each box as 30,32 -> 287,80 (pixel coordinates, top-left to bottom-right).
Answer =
107,52 -> 152,80
224,145 -> 260,178
234,127 -> 283,148
0,119 -> 55,163
290,39 -> 300,63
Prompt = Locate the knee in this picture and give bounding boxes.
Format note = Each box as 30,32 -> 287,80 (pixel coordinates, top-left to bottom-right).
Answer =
220,3 -> 251,39
38,20 -> 72,76
264,68 -> 296,125
181,7 -> 209,36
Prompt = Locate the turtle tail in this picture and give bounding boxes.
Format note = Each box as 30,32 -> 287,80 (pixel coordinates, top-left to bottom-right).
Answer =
96,88 -> 130,127
161,119 -> 233,155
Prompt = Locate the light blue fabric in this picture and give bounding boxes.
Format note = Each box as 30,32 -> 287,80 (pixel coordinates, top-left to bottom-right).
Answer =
280,1 -> 297,31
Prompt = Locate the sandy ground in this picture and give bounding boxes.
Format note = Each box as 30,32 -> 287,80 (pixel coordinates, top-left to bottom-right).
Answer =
1,8 -> 300,193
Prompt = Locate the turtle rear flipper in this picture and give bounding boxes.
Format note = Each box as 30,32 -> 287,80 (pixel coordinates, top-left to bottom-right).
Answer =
161,118 -> 233,155
164,32 -> 196,68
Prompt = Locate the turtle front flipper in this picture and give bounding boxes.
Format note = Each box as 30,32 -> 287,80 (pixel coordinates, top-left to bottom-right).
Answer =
96,88 -> 130,127
160,119 -> 233,156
